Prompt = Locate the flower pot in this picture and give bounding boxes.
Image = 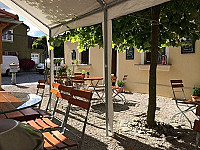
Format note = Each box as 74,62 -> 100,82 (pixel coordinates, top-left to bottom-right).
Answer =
81,74 -> 85,78
191,95 -> 200,101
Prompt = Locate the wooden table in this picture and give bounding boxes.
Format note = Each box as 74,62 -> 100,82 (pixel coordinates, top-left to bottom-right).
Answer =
0,90 -> 40,121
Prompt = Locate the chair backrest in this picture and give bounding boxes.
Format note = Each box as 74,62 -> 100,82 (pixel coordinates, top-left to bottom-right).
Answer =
36,80 -> 46,108
60,88 -> 93,149
111,76 -> 117,86
170,80 -> 186,100
45,83 -> 60,112
51,85 -> 73,119
58,73 -> 68,79
70,76 -> 84,89
74,72 -> 82,76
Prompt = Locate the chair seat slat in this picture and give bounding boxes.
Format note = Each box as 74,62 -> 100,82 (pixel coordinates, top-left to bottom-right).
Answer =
35,118 -> 51,129
44,132 -> 67,149
44,139 -> 57,150
51,130 -> 77,147
42,118 -> 59,128
27,120 -> 43,130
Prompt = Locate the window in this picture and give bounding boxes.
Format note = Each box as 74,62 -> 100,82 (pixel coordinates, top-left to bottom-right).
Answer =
80,48 -> 89,64
2,30 -> 13,42
31,53 -> 40,64
3,51 -> 18,56
141,47 -> 169,65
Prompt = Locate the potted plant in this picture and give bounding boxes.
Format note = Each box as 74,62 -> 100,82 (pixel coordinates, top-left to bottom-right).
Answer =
117,80 -> 125,87
81,70 -> 86,78
55,58 -> 62,66
192,87 -> 200,101
86,72 -> 90,78
58,64 -> 68,75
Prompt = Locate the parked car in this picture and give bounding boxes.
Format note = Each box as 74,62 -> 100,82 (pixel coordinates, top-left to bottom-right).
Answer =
36,58 -> 64,74
1,55 -> 20,76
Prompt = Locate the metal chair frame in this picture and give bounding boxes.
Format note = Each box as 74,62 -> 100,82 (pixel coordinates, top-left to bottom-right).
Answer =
170,80 -> 196,128
36,79 -> 46,109
43,88 -> 93,150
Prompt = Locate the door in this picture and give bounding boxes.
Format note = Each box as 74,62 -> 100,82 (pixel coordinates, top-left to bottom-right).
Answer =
111,49 -> 117,76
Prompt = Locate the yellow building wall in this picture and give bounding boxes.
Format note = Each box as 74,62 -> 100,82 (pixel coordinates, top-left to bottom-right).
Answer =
64,40 -> 200,99
118,40 -> 200,99
64,41 -> 104,84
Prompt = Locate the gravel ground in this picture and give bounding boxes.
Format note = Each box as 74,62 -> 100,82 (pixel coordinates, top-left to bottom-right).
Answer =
1,72 -> 198,150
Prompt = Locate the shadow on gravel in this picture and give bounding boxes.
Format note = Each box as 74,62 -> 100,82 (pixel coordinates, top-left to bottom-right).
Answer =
15,85 -> 29,89
91,102 -> 131,114
2,72 -> 44,85
166,128 -> 196,150
113,132 -> 162,150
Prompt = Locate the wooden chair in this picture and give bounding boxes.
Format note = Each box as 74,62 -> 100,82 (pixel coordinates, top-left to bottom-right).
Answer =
36,79 -> 46,109
74,72 -> 82,76
56,73 -> 68,85
170,80 -> 196,128
24,83 -> 62,131
112,76 -> 127,104
193,107 -> 200,150
70,76 -> 85,89
43,88 -> 93,150
46,83 -> 60,112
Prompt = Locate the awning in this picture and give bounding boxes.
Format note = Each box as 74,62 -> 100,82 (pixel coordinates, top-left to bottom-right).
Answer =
0,0 -> 169,36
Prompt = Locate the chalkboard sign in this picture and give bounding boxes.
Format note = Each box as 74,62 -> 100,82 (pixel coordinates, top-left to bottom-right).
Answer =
181,38 -> 195,54
126,47 -> 134,60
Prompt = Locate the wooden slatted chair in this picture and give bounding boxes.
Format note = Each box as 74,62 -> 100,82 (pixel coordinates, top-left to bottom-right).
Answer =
193,107 -> 200,150
24,83 -> 62,131
46,83 -> 60,112
36,79 -> 46,109
170,80 -> 196,128
56,73 -> 68,85
112,76 -> 127,104
43,88 -> 93,150
74,72 -> 82,76
70,76 -> 85,89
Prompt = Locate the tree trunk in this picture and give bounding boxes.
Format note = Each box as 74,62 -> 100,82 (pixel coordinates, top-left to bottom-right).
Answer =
147,5 -> 160,128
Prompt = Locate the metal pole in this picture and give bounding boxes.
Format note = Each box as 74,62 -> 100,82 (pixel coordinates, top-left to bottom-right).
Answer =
103,5 -> 109,136
49,30 -> 54,90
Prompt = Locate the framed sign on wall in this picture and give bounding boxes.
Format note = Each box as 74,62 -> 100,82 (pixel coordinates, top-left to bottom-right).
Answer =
181,38 -> 195,54
126,47 -> 134,60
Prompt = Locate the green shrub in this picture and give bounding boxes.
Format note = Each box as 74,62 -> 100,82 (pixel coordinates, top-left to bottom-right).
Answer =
117,80 -> 125,87
20,58 -> 35,71
192,87 -> 200,96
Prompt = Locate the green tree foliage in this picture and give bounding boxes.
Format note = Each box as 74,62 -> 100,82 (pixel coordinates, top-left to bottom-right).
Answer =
32,36 -> 64,58
49,0 -> 199,51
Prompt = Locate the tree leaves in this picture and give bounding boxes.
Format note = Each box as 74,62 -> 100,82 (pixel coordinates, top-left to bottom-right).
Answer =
49,0 -> 199,52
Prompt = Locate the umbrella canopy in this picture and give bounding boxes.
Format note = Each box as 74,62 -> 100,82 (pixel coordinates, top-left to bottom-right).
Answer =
0,0 -> 169,36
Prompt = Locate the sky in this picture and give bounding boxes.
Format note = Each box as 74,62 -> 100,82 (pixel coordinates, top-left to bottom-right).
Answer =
0,2 -> 45,37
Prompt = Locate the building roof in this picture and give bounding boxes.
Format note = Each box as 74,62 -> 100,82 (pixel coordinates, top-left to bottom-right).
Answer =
0,8 -> 22,33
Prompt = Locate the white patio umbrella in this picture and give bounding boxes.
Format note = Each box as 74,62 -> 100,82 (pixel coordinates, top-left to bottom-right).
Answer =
0,0 -> 169,135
